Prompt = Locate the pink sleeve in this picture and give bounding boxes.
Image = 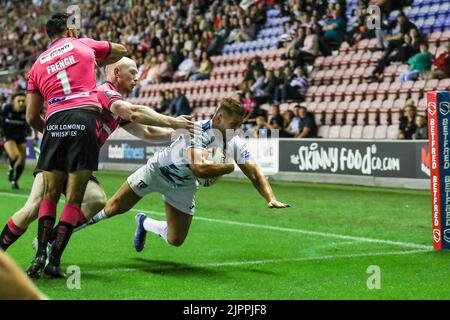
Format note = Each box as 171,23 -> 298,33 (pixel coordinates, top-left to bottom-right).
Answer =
97,89 -> 123,111
79,38 -> 111,60
26,68 -> 39,92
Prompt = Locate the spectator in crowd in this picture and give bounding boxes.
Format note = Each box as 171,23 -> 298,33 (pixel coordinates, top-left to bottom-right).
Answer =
289,67 -> 309,101
373,11 -> 419,53
398,101 -> 417,139
296,27 -> 319,68
319,8 -> 346,56
280,109 -> 295,137
189,52 -> 213,81
346,5 -> 376,46
257,69 -> 279,102
399,42 -> 433,83
296,105 -> 318,138
366,33 -> 416,82
156,91 -> 171,115
284,106 -> 301,137
169,88 -> 191,117
243,91 -> 257,113
254,116 -> 270,138
413,115 -> 428,140
268,103 -> 284,131
274,67 -> 295,102
249,69 -> 266,97
173,51 -> 198,82
245,56 -> 266,81
424,42 -> 450,80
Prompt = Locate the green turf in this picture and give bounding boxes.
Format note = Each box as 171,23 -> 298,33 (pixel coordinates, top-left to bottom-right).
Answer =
1,164 -> 447,300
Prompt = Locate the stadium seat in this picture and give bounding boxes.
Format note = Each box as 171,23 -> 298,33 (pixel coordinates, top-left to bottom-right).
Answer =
328,125 -> 341,139
386,125 -> 399,139
350,125 -> 363,139
339,125 -> 352,139
317,125 -> 330,138
374,125 -> 388,139
362,125 -> 376,139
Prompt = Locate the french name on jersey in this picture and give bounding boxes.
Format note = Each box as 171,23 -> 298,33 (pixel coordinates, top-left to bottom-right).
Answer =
46,55 -> 76,75
40,43 -> 74,64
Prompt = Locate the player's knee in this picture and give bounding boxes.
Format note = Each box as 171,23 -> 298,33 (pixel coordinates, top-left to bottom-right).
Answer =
167,236 -> 185,247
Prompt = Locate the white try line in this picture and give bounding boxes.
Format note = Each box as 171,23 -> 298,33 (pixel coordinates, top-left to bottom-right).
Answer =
0,191 -> 432,251
131,209 -> 432,250
83,248 -> 430,274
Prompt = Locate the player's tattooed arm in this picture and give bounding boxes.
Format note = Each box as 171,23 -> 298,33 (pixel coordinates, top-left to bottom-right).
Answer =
110,100 -> 196,134
238,161 -> 290,209
96,43 -> 128,68
188,148 -> 235,179
122,122 -> 174,143
25,93 -> 45,132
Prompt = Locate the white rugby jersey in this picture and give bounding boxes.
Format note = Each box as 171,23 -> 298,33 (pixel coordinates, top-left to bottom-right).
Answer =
147,120 -> 251,188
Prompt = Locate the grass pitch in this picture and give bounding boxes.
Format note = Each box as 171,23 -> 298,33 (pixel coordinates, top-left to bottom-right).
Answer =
0,164 -> 447,300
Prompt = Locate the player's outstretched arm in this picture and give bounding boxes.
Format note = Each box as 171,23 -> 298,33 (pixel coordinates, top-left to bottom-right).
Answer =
110,100 -> 196,134
188,148 -> 235,179
25,93 -> 45,132
122,122 -> 175,144
0,250 -> 47,300
96,42 -> 128,68
238,160 -> 290,209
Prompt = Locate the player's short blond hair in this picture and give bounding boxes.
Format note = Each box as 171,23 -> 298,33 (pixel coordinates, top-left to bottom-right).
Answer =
216,98 -> 246,120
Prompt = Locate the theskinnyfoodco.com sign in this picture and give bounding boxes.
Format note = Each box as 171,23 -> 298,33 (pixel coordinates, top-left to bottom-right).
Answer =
279,140 -> 425,178
289,142 -> 400,175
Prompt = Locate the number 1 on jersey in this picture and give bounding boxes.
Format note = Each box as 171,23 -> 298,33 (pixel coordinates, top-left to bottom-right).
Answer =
56,70 -> 72,94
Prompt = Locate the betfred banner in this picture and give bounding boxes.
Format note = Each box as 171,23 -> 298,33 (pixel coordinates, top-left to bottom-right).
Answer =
427,91 -> 450,250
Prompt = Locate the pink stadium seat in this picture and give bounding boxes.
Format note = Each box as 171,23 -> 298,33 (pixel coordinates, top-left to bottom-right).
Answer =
314,85 -> 327,102
374,125 -> 387,139
386,125 -> 398,139
356,100 -> 372,125
365,82 -> 379,101
354,83 -> 368,101
383,65 -> 398,82
351,125 -> 363,139
350,51 -> 364,67
342,66 -> 356,84
345,100 -> 360,125
410,80 -> 426,100
390,108 -> 403,125
318,125 -> 330,138
324,101 -> 338,125
339,125 -> 352,139
428,32 -> 442,44
398,81 -> 414,99
334,83 -> 347,101
335,101 -> 348,125
314,111 -> 324,126
387,81 -> 401,100
305,85 -> 318,102
314,56 -> 325,70
376,82 -> 390,100
437,79 -> 450,91
331,68 -> 345,82
323,84 -> 338,102
343,83 -> 358,101
307,101 -> 319,111
362,125 -> 376,139
328,125 -> 341,139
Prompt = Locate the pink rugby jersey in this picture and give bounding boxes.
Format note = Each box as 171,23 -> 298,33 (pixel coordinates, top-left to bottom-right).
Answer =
27,37 -> 111,120
96,81 -> 128,146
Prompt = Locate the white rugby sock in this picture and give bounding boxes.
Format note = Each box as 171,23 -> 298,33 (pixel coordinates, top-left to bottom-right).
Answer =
143,217 -> 168,242
74,209 -> 108,232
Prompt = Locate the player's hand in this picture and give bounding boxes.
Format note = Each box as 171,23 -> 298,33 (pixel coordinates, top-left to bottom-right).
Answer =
268,200 -> 290,209
174,115 -> 200,137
